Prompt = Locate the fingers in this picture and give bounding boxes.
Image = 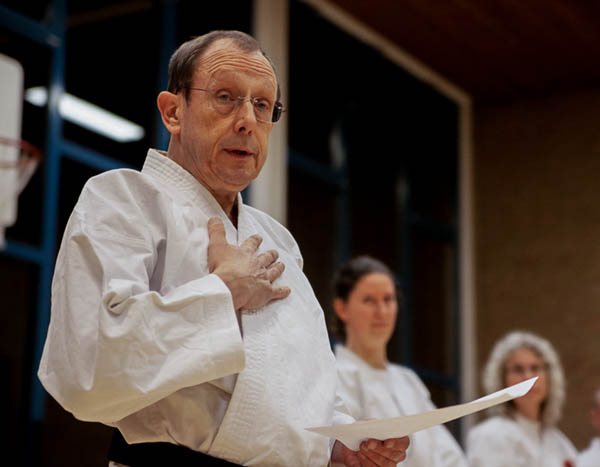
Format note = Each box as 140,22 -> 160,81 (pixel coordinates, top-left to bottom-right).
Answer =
271,286 -> 291,300
240,284 -> 291,312
356,452 -> 378,467
383,437 -> 409,452
207,217 -> 227,246
208,218 -> 264,252
257,249 -> 279,269
359,438 -> 407,466
265,260 -> 284,282
206,218 -> 290,311
240,233 -> 263,252
358,450 -> 390,467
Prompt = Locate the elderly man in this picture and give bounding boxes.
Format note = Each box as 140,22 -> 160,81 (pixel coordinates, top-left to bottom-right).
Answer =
38,30 -> 408,466
578,388 -> 600,467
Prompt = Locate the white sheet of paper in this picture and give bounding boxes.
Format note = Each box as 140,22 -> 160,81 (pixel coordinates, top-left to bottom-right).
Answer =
306,376 -> 538,450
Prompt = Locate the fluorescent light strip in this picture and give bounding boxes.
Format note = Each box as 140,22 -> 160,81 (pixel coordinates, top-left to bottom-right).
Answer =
25,87 -> 145,143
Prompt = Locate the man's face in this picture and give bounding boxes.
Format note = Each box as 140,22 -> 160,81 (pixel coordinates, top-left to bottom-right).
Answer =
176,39 -> 277,198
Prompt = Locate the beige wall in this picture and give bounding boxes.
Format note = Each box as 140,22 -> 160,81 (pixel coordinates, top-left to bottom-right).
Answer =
474,88 -> 600,449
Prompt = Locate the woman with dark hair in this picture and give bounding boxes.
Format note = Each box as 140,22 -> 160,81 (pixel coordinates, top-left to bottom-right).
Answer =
332,255 -> 467,466
466,330 -> 577,467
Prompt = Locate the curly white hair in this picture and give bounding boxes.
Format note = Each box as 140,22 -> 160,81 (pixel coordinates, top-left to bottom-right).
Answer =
482,330 -> 565,426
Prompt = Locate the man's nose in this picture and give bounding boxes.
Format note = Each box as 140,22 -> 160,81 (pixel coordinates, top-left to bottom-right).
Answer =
237,98 -> 258,120
233,99 -> 257,133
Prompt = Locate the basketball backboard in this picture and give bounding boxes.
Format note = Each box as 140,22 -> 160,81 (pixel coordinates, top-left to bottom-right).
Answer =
0,52 -> 24,248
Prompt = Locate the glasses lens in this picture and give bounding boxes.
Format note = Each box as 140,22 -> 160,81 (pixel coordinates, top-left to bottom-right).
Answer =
204,89 -> 282,124
252,99 -> 273,123
212,92 -> 236,114
272,103 -> 283,123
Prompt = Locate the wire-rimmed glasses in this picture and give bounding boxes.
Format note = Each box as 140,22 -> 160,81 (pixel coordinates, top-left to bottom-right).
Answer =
188,88 -> 284,123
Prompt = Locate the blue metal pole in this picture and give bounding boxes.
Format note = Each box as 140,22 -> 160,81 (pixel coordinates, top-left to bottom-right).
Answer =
155,0 -> 177,151
0,5 -> 58,48
2,241 -> 45,264
29,0 -> 66,424
62,140 -> 133,171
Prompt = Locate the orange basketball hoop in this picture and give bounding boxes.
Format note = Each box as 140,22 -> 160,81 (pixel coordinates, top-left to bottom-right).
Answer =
0,136 -> 42,247
0,135 -> 42,168
0,136 -> 42,191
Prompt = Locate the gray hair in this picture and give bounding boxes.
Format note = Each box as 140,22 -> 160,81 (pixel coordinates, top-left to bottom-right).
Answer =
482,330 -> 565,426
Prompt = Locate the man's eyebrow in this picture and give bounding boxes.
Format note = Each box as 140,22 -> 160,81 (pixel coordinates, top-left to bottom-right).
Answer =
211,82 -> 275,98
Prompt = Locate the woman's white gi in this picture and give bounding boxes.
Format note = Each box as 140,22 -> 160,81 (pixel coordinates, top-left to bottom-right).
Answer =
38,149 -> 352,466
466,414 -> 577,467
335,344 -> 467,466
578,437 -> 600,467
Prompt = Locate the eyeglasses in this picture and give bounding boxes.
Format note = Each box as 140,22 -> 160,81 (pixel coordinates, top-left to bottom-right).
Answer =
505,363 -> 547,376
188,88 -> 284,123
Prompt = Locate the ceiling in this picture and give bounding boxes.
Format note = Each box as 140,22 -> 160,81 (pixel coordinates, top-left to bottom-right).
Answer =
327,0 -> 600,104
61,0 -> 600,105
5,0 -> 600,107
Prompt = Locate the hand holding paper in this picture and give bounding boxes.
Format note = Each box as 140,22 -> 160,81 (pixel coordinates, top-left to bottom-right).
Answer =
308,376 -> 538,451
331,436 -> 409,467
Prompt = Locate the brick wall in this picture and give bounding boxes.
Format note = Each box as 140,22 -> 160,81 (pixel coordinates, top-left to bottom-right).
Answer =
473,88 -> 600,449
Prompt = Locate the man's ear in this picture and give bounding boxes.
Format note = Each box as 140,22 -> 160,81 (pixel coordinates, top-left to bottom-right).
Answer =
157,91 -> 182,135
333,298 -> 349,323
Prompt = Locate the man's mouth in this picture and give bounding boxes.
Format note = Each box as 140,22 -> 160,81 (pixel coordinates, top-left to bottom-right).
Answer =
225,148 -> 253,156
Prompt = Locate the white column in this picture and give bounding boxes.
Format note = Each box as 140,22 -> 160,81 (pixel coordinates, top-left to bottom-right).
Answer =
459,100 -> 478,437
250,0 -> 289,225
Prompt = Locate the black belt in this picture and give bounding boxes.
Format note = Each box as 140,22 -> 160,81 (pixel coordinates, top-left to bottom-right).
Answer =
108,429 -> 240,466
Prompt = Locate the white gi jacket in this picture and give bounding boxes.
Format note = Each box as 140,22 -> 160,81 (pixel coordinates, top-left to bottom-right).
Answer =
466,414 -> 577,467
38,149 -> 352,466
578,437 -> 600,467
335,344 -> 467,467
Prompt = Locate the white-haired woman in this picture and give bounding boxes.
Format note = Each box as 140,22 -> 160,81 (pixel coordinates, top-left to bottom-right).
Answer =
331,255 -> 467,466
466,330 -> 577,467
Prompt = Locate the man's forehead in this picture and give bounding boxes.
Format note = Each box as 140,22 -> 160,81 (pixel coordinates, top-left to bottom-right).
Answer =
195,39 -> 276,88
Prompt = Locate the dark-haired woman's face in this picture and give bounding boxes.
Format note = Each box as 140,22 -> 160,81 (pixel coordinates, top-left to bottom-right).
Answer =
335,273 -> 397,350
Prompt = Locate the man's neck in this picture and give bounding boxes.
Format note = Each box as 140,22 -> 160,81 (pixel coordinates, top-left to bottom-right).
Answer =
164,145 -> 240,227
211,190 -> 239,227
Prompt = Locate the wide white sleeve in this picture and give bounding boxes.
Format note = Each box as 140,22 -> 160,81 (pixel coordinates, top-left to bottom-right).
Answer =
577,440 -> 600,467
329,374 -> 356,454
38,203 -> 244,425
332,390 -> 356,426
548,428 -> 578,466
335,365 -> 364,422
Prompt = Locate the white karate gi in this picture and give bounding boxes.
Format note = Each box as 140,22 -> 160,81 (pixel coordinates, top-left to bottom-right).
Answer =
578,437 -> 600,467
466,414 -> 577,467
334,344 -> 467,467
38,149 -> 352,466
